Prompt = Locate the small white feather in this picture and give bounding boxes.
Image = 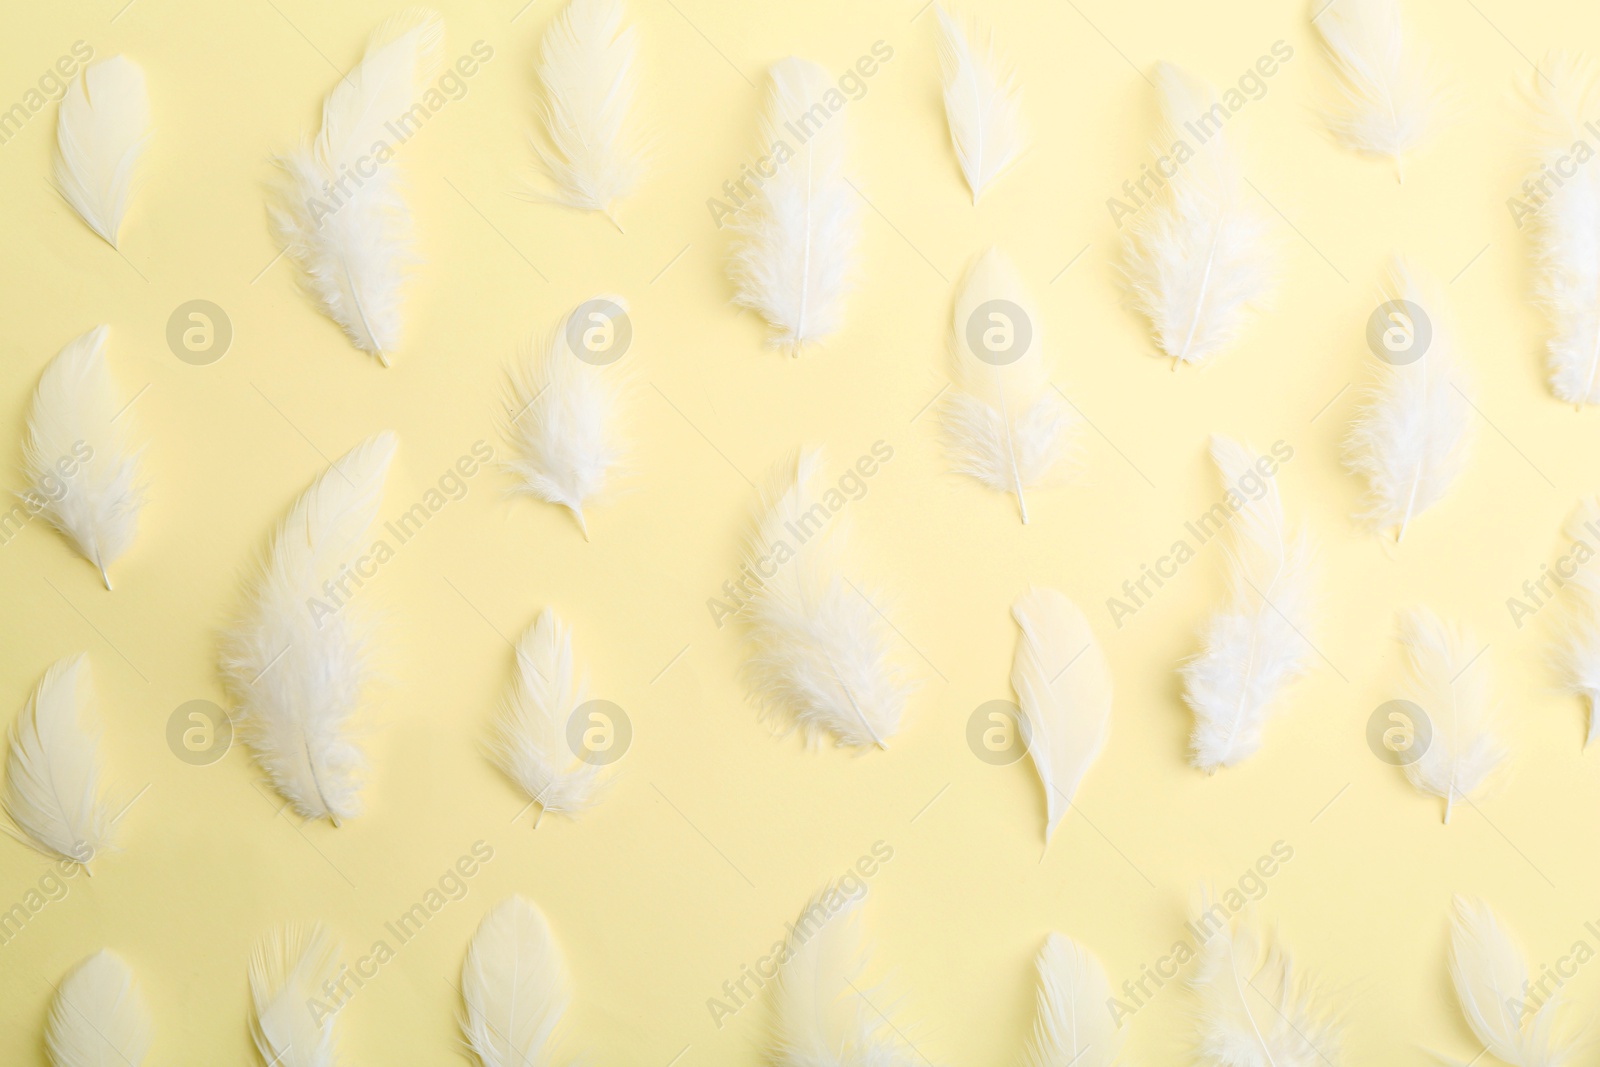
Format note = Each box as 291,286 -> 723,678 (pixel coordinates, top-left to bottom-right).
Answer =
1396,607 -> 1504,823
1009,588 -> 1111,850
221,433 -> 397,825
22,326 -> 143,590
1557,497 -> 1600,746
1448,896 -> 1576,1067
1312,0 -> 1437,181
249,924 -> 341,1067
461,896 -> 572,1067
46,950 -> 152,1067
1184,436 -> 1314,772
934,4 -> 1025,204
1024,933 -> 1121,1067
54,56 -> 148,248
729,58 -> 857,352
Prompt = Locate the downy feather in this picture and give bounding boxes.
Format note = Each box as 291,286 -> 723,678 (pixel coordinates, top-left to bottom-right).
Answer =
461,896 -> 571,1067
1448,896 -> 1576,1067
249,924 -> 341,1067
941,248 -> 1073,524
221,433 -> 397,825
1396,607 -> 1504,823
1125,63 -> 1272,368
1557,496 -> 1600,746
1311,0 -> 1437,181
1024,933 -> 1121,1067
46,950 -> 152,1067
741,450 -> 910,749
270,9 -> 444,365
54,56 -> 147,248
1184,436 -> 1314,772
934,5 -> 1024,204
1009,588 -> 1111,850
23,326 -> 143,589
729,58 -> 856,352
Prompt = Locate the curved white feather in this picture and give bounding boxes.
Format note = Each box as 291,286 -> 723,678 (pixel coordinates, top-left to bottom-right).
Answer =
492,608 -> 601,824
54,56 -> 147,248
1312,0 -> 1436,181
934,4 -> 1024,203
1397,608 -> 1503,823
1448,896 -> 1575,1067
23,326 -> 143,589
1024,933 -> 1120,1067
221,433 -> 397,824
46,950 -> 151,1067
461,896 -> 571,1067
249,924 -> 340,1067
1557,497 -> 1600,746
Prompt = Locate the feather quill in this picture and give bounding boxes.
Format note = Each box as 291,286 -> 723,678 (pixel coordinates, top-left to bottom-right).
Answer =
1448,896 -> 1575,1067
1311,0 -> 1437,182
4,654 -> 117,872
740,450 -> 910,750
221,433 -> 397,825
270,9 -> 443,365
249,924 -> 341,1067
941,248 -> 1073,524
461,896 -> 571,1067
1557,497 -> 1600,746
1009,588 -> 1111,851
1024,933 -> 1121,1067
1125,63 -> 1272,368
54,56 -> 147,248
46,950 -> 152,1067
23,326 -> 143,589
1396,607 -> 1504,823
934,5 -> 1024,204
1184,436 -> 1313,772
729,58 -> 856,352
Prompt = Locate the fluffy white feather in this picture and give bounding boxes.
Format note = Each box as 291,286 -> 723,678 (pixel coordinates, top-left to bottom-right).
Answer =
46,950 -> 151,1067
249,924 -> 341,1067
221,433 -> 397,825
941,248 -> 1073,524
1311,0 -> 1437,181
1448,896 -> 1575,1067
270,9 -> 443,365
740,450 -> 910,749
934,4 -> 1024,204
23,326 -> 143,589
492,608 -> 602,825
1557,497 -> 1600,746
1125,63 -> 1272,368
1345,259 -> 1472,540
1397,607 -> 1504,823
729,58 -> 857,352
4,654 -> 117,872
461,896 -> 571,1067
1010,588 -> 1111,850
54,56 -> 147,248
504,297 -> 627,540
1024,933 -> 1121,1067
1184,436 -> 1313,772
532,0 -> 643,228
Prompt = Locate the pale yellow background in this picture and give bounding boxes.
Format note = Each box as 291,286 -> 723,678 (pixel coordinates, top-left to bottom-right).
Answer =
0,0 -> 1593,1062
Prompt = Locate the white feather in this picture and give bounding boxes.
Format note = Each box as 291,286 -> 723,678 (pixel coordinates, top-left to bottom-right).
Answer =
941,248 -> 1074,524
532,0 -> 643,228
46,950 -> 152,1067
1344,258 -> 1472,540
1311,0 -> 1437,181
1396,607 -> 1504,823
461,896 -> 571,1067
22,326 -> 143,590
1024,933 -> 1121,1067
249,924 -> 341,1067
1557,497 -> 1600,746
221,433 -> 397,825
1184,436 -> 1314,772
4,654 -> 117,872
729,58 -> 857,352
934,4 -> 1024,204
1009,588 -> 1111,850
740,450 -> 911,750
1125,62 -> 1272,367
492,608 -> 602,825
504,297 -> 627,540
270,9 -> 443,365
54,56 -> 148,248
1448,896 -> 1576,1067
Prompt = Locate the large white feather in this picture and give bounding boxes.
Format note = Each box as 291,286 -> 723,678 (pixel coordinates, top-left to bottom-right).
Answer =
1184,436 -> 1313,772
1009,588 -> 1111,850
1024,933 -> 1121,1067
4,654 -> 117,872
934,4 -> 1024,204
740,450 -> 910,749
492,608 -> 602,825
1125,63 -> 1272,368
1448,896 -> 1576,1067
23,326 -> 143,589
270,9 -> 443,365
729,58 -> 857,352
941,248 -> 1073,524
249,924 -> 341,1067
54,56 -> 147,248
221,433 -> 397,825
1557,497 -> 1600,746
46,950 -> 152,1067
1344,258 -> 1472,540
1397,607 -> 1503,823
1311,0 -> 1437,181
461,896 -> 571,1067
